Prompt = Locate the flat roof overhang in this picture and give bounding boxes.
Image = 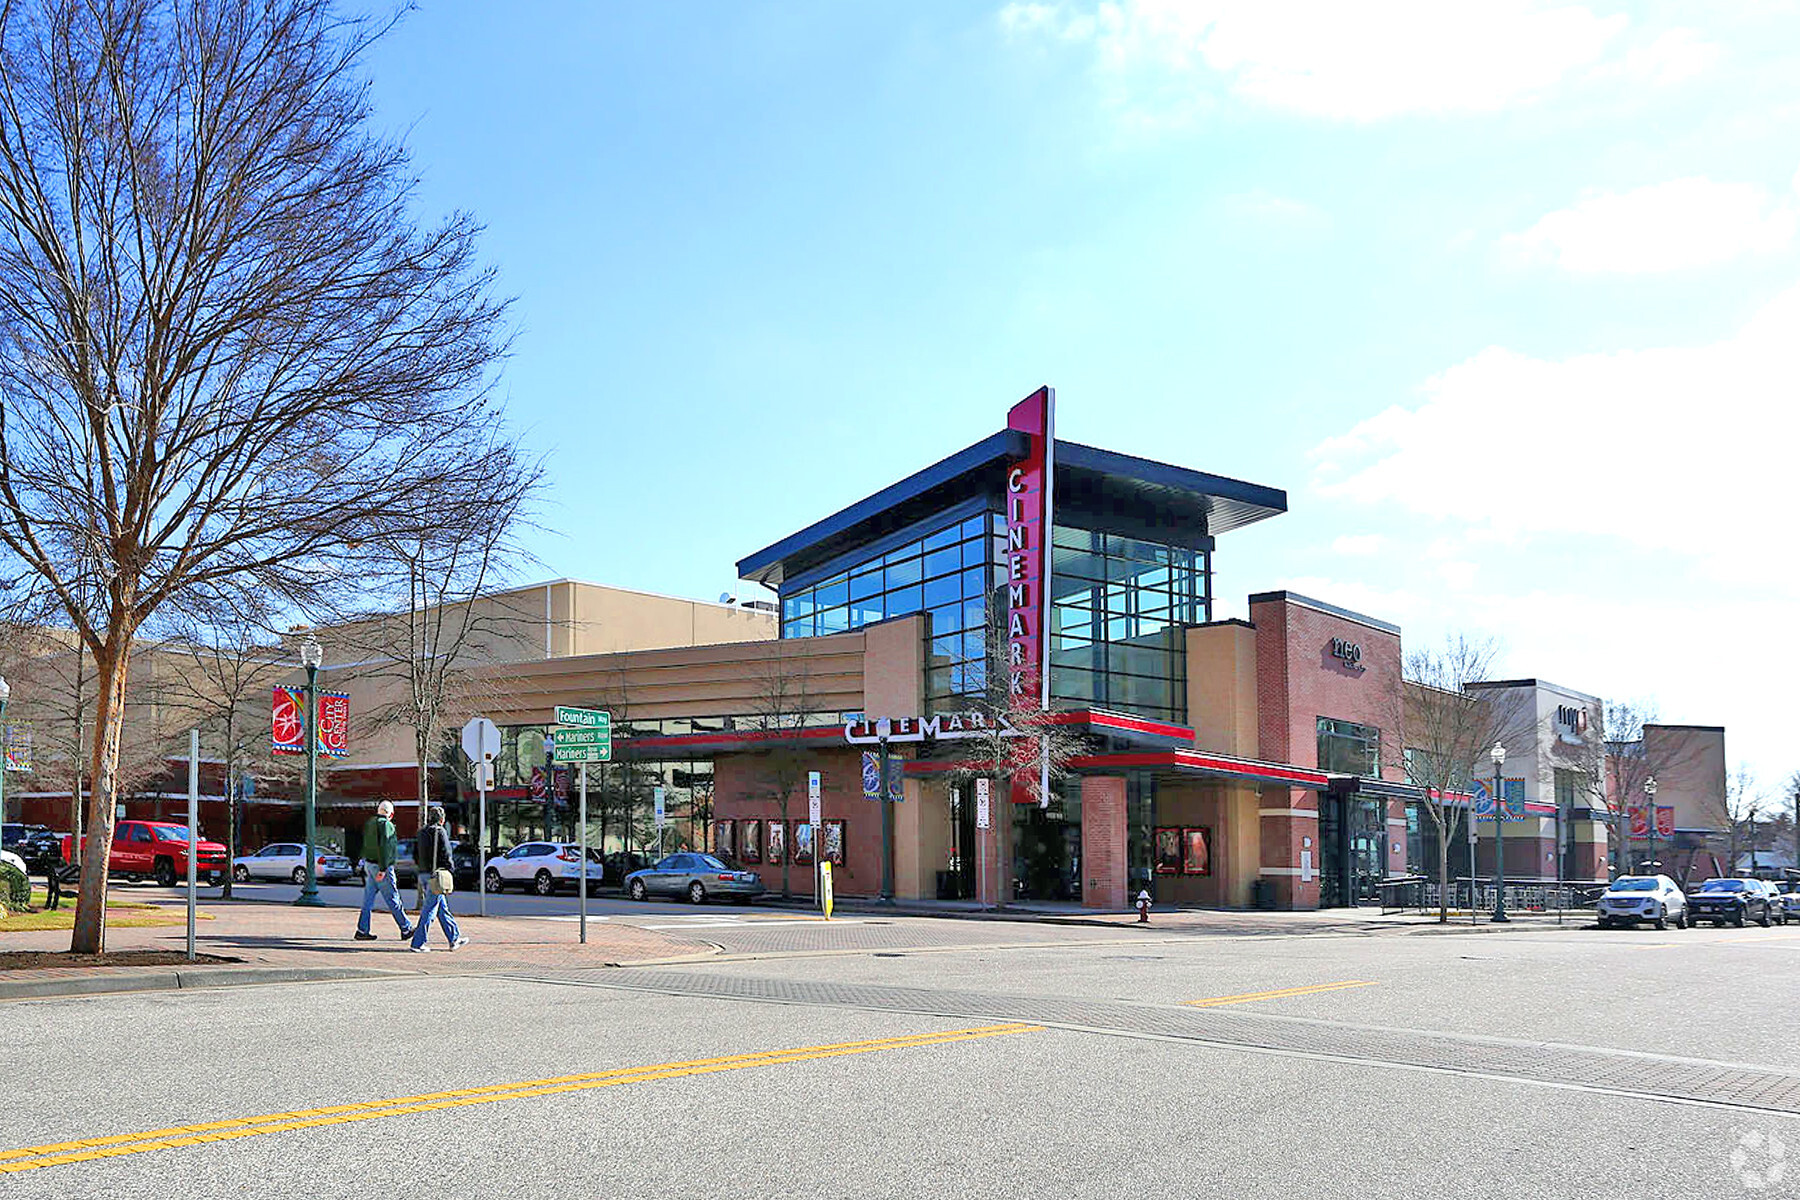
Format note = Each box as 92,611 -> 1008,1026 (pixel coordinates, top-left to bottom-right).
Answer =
737,430 -> 1287,589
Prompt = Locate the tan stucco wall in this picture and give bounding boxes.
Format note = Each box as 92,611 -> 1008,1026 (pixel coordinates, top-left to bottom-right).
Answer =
1186,622 -> 1259,757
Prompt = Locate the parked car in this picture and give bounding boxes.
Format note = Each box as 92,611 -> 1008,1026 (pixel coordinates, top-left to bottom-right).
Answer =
232,842 -> 354,884
625,852 -> 765,905
451,841 -> 481,890
108,820 -> 227,887
482,842 -> 604,896
1748,880 -> 1789,926
1775,881 -> 1800,921
1688,878 -> 1773,927
602,851 -> 647,887
1595,874 -> 1688,930
1,822 -> 49,851
5,827 -> 65,875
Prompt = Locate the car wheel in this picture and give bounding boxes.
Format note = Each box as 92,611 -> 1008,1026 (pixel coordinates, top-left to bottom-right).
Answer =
233,865 -> 250,883
289,867 -> 306,885
153,858 -> 177,888
484,867 -> 503,893
1675,909 -> 1688,929
1596,918 -> 1612,929
688,881 -> 706,904
629,878 -> 648,902
534,870 -> 556,897
1654,912 -> 1667,930
1734,912 -> 1746,928
1759,909 -> 1772,928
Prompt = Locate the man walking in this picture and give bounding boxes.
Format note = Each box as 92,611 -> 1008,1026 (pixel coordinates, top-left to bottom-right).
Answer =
355,800 -> 414,941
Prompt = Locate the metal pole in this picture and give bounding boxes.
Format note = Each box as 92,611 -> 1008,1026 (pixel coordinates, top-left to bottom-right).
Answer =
186,728 -> 198,961
878,735 -> 894,903
478,774 -> 488,919
0,693 -> 8,836
1555,798 -> 1564,926
295,661 -> 323,906
1491,763 -> 1509,923
578,761 -> 588,945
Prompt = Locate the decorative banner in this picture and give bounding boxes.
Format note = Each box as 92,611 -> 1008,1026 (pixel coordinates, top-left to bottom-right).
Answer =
529,766 -> 546,801
1655,806 -> 1676,838
860,751 -> 905,803
2,726 -> 31,772
1469,779 -> 1495,820
271,686 -> 306,755
317,691 -> 349,759
1499,778 -> 1527,822
1627,805 -> 1649,838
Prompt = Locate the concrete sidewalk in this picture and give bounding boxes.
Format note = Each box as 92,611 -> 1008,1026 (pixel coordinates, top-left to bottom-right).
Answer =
0,894 -> 717,1001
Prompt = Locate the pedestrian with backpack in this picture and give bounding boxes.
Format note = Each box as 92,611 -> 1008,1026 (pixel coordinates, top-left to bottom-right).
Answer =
355,800 -> 414,942
411,805 -> 467,953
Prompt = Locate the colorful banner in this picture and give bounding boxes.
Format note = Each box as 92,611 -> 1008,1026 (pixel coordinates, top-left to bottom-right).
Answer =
1655,806 -> 1676,838
317,691 -> 349,759
1499,778 -> 1527,822
1627,805 -> 1649,838
271,686 -> 306,755
2,726 -> 30,772
1469,779 -> 1495,819
861,751 -> 904,803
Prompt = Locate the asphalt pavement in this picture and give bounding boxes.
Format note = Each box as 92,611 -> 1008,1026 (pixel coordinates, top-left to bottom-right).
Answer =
7,908 -> 1800,1197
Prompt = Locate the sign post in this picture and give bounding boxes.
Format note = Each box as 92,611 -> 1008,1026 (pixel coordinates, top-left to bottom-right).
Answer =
462,717 -> 499,918
550,707 -> 611,941
808,770 -> 822,913
187,728 -> 198,963
578,761 -> 588,945
653,786 -> 665,858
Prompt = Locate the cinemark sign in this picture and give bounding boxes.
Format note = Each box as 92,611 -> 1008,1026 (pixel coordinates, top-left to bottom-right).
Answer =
1005,387 -> 1054,707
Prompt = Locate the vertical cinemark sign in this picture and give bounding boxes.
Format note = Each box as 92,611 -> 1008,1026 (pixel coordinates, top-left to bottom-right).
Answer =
1005,387 -> 1054,804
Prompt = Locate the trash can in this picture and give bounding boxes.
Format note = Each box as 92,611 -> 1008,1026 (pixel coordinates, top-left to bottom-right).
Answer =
1252,879 -> 1276,911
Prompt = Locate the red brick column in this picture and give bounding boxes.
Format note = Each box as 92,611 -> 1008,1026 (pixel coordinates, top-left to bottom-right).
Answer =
1259,788 -> 1321,910
1080,775 -> 1127,910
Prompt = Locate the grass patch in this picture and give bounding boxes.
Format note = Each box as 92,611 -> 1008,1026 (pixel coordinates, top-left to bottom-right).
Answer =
0,890 -> 213,932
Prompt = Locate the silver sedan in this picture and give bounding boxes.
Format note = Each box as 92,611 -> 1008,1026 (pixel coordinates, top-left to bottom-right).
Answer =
625,853 -> 765,905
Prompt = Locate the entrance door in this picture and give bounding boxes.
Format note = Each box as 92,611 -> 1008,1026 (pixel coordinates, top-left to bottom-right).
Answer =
1011,804 -> 1079,901
1319,795 -> 1383,908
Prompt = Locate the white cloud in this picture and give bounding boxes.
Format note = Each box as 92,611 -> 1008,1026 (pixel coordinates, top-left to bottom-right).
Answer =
1331,533 -> 1384,556
1310,280 -> 1800,596
1589,27 -> 1722,84
998,0 -> 1632,123
1502,175 -> 1799,272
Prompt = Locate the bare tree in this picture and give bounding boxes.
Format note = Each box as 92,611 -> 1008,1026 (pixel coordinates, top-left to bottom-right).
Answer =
747,642 -> 817,900
0,1 -> 514,951
1710,765 -> 1761,873
1399,634 -> 1530,923
945,611 -> 1085,908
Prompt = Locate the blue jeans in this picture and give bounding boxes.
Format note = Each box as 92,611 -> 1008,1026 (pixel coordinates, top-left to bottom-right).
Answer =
412,889 -> 462,948
357,862 -> 411,935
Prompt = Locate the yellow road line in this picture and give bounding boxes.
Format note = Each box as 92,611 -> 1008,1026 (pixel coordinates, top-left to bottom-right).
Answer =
0,1024 -> 1037,1175
1185,980 -> 1376,1008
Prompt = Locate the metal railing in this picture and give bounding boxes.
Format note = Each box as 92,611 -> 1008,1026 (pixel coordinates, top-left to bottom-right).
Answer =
1378,875 -> 1606,917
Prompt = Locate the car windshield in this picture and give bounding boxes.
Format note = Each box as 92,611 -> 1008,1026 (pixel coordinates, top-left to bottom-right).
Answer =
1700,879 -> 1746,892
1611,878 -> 1657,891
694,854 -> 731,871
153,826 -> 190,842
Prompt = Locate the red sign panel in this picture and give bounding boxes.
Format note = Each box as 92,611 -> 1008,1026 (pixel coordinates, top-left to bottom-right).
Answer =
1655,806 -> 1675,838
316,692 -> 350,759
272,686 -> 306,756
1627,805 -> 1649,838
1005,387 -> 1055,803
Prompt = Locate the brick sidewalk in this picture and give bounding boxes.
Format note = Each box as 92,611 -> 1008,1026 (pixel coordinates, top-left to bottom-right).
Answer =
0,892 -> 715,995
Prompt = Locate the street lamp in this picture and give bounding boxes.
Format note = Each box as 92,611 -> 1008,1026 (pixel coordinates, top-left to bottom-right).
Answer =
294,636 -> 326,908
1643,775 -> 1658,876
1490,742 -> 1509,924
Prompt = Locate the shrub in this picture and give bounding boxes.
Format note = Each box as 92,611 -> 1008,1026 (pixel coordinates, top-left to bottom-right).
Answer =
0,863 -> 29,913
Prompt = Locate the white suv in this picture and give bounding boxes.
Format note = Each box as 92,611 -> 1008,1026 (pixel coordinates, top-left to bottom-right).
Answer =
482,842 -> 602,896
1595,874 -> 1688,930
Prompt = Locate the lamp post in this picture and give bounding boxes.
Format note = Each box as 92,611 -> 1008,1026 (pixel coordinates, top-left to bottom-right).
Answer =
0,675 -> 11,834
877,719 -> 894,904
294,636 -> 326,907
1490,742 -> 1509,924
1643,775 -> 1658,876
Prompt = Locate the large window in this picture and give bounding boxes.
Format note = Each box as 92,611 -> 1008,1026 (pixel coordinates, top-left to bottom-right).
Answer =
1318,717 -> 1380,777
1049,526 -> 1209,724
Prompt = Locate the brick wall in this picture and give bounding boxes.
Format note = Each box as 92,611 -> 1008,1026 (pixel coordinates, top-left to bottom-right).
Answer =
1081,775 -> 1127,909
714,746 -> 885,898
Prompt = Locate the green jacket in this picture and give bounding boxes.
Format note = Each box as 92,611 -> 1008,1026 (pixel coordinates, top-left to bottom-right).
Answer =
361,815 -> 398,869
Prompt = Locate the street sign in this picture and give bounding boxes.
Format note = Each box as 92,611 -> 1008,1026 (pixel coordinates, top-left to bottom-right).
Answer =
461,716 -> 499,764
808,771 -> 822,826
551,743 -> 607,764
475,762 -> 494,791
555,706 -> 609,729
654,786 -> 666,828
975,778 -> 991,830
552,727 -> 609,746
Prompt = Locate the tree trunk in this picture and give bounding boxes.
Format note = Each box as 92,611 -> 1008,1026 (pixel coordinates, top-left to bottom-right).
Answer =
221,705 -> 238,900
70,641 -> 130,954
1435,817 -> 1450,923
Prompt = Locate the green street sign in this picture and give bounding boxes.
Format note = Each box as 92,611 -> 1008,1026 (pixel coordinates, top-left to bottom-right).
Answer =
552,743 -> 609,764
555,706 -> 609,729
553,728 -> 609,746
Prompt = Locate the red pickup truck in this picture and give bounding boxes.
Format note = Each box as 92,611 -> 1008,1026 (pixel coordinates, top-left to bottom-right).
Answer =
66,821 -> 229,887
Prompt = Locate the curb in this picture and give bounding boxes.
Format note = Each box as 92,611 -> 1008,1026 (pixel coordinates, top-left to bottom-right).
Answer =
0,964 -> 404,1002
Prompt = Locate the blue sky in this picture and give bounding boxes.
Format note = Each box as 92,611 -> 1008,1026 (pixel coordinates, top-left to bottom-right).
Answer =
364,2 -> 1799,796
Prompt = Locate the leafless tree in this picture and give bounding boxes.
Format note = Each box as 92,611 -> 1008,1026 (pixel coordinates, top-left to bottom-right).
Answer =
1710,765 -> 1761,873
0,0 -> 513,951
1399,634 -> 1530,923
747,642 -> 818,900
1558,700 -> 1708,877
944,611 -> 1086,908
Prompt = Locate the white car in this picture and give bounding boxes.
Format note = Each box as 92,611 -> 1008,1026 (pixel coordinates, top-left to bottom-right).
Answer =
483,841 -> 603,897
1595,874 -> 1688,930
232,842 -> 354,884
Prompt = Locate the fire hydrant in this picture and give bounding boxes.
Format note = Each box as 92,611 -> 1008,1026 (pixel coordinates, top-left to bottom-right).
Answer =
1136,889 -> 1152,923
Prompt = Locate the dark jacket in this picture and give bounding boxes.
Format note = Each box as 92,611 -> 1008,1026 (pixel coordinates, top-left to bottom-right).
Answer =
361,815 -> 398,869
418,824 -> 453,876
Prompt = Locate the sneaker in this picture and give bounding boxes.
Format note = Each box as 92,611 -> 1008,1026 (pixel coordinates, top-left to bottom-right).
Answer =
450,936 -> 468,951
410,945 -> 431,953
353,931 -> 377,942
398,928 -> 416,939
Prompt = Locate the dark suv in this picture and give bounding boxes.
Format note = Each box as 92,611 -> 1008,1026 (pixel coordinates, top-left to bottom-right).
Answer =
1688,878 -> 1773,927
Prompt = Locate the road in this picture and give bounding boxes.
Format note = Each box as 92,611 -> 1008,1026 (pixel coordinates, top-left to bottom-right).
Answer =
7,911 -> 1800,1197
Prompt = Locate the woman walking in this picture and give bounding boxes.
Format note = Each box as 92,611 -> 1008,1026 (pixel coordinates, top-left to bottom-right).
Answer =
411,805 -> 468,953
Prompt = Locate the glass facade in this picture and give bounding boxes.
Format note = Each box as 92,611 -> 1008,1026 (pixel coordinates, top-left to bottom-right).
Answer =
1049,526 -> 1209,725
1317,717 -> 1380,777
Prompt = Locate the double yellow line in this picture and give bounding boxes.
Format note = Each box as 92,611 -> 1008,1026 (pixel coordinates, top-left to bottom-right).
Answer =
0,1024 -> 1038,1176
1186,980 -> 1376,1008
